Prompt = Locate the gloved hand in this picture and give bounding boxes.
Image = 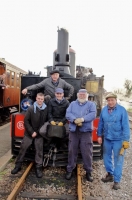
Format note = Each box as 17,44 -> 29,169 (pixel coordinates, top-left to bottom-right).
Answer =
74,118 -> 84,124
58,122 -> 63,126
122,141 -> 130,149
119,147 -> 125,155
77,122 -> 82,126
50,121 -> 56,125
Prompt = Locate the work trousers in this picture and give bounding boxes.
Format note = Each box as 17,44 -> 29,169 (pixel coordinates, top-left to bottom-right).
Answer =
15,135 -> 43,168
67,129 -> 93,173
103,138 -> 125,182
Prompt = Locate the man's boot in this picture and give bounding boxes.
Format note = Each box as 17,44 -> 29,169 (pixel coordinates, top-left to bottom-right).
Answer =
35,166 -> 43,178
86,172 -> 93,182
112,182 -> 120,190
101,172 -> 113,182
11,166 -> 21,174
65,171 -> 72,180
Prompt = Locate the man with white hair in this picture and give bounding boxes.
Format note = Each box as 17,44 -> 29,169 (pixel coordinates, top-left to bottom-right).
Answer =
65,89 -> 96,181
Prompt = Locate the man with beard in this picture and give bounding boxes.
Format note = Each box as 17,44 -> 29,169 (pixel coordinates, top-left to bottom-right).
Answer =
65,89 -> 96,182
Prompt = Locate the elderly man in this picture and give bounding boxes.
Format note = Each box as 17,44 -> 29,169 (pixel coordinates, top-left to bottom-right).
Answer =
97,93 -> 130,190
22,69 -> 74,100
65,89 -> 96,181
11,93 -> 48,178
39,88 -> 69,142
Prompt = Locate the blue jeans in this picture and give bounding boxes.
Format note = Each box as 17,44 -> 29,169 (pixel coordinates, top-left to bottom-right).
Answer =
103,138 -> 125,182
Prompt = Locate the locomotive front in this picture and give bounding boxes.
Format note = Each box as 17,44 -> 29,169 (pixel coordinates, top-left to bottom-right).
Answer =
11,28 -> 103,167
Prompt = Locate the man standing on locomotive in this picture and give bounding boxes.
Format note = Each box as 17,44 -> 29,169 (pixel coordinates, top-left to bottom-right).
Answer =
97,93 -> 130,190
39,88 -> 69,145
11,93 -> 48,178
65,89 -> 96,182
21,69 -> 74,100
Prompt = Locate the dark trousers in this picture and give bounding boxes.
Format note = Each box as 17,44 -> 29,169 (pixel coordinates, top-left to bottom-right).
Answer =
67,129 -> 93,173
15,135 -> 43,167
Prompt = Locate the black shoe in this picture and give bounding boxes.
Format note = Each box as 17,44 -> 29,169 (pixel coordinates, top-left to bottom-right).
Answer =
65,171 -> 72,180
101,172 -> 114,183
35,167 -> 43,178
112,182 -> 120,190
86,172 -> 93,182
11,167 -> 21,174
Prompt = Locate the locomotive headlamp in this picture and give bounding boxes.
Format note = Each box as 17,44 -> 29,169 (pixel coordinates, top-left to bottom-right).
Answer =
20,98 -> 33,111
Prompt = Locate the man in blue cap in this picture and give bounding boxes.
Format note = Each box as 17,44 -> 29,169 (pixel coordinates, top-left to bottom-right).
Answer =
39,88 -> 69,141
22,69 -> 74,100
65,89 -> 96,181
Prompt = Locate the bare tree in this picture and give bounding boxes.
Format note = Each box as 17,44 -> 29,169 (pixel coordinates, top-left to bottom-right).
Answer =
124,79 -> 132,97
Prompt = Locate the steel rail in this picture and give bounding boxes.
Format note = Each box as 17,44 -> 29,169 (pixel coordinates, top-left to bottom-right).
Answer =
7,162 -> 33,200
77,164 -> 83,200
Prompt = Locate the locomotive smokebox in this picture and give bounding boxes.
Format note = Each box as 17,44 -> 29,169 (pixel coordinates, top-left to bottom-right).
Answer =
54,28 -> 71,75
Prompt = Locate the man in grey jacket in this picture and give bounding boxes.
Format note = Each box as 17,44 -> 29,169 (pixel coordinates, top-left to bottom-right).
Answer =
22,70 -> 74,100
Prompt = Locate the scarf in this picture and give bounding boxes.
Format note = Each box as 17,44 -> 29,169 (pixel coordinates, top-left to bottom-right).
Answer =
34,101 -> 47,113
55,97 -> 64,104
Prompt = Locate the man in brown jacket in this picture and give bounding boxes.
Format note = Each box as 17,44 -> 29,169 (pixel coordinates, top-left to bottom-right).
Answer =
11,93 -> 48,178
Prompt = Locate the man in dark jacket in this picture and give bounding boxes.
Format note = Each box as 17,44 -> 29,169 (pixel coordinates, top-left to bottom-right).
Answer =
11,93 -> 48,178
21,69 -> 74,100
39,88 -> 69,140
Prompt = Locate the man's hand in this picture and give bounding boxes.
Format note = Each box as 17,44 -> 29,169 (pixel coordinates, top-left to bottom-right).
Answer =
119,147 -> 125,155
122,141 -> 130,149
50,121 -> 56,125
58,122 -> 63,126
74,118 -> 84,124
22,88 -> 28,95
32,132 -> 37,138
97,137 -> 102,144
77,122 -> 82,126
65,97 -> 71,100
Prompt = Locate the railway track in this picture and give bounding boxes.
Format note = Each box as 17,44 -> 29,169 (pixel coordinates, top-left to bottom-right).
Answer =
7,163 -> 83,200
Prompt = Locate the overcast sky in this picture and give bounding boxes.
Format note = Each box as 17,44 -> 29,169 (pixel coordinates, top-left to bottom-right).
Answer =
0,0 -> 132,91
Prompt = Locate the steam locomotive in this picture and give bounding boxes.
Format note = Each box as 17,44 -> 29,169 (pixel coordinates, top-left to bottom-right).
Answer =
11,28 -> 104,167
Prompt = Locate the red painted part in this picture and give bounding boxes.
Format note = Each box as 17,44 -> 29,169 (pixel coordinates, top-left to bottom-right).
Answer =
92,118 -> 99,141
12,113 -> 100,142
13,113 -> 25,137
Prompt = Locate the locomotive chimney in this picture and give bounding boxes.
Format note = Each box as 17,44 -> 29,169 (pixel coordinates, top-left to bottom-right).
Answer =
54,28 -> 71,75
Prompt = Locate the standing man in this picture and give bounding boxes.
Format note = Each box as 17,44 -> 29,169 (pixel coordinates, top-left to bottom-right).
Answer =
22,69 -> 74,100
11,93 -> 48,178
65,89 -> 96,182
97,93 -> 130,190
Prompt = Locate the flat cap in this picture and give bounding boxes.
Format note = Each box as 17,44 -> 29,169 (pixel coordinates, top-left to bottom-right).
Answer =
105,93 -> 117,100
78,89 -> 88,93
50,70 -> 60,75
55,88 -> 64,93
